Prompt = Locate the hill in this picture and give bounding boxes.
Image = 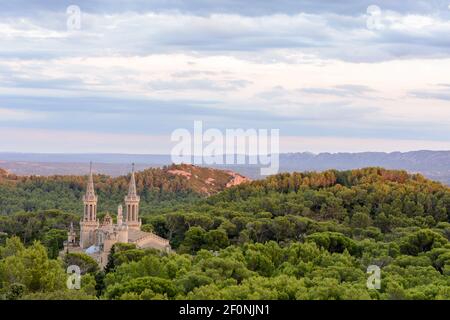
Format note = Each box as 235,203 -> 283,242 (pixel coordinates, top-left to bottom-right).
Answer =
152,167 -> 450,248
0,164 -> 248,215
278,151 -> 450,185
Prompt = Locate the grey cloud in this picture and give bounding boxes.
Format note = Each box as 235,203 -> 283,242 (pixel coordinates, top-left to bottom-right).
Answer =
148,78 -> 251,91
172,70 -> 232,78
0,1 -> 450,63
2,1 -> 450,17
408,83 -> 450,101
2,4 -> 450,63
0,94 -> 216,115
256,86 -> 291,101
258,84 -> 376,101
409,90 -> 450,101
299,84 -> 376,97
255,85 -> 380,121
0,92 -> 445,142
0,77 -> 89,90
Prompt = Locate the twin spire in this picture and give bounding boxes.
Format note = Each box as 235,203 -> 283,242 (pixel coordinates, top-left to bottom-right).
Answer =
85,162 -> 96,198
84,162 -> 141,230
85,162 -> 137,198
127,163 -> 137,197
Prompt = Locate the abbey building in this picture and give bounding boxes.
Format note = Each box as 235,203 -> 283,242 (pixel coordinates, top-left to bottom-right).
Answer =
64,164 -> 171,266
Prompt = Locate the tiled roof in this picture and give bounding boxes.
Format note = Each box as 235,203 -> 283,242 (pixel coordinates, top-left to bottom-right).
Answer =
128,229 -> 170,244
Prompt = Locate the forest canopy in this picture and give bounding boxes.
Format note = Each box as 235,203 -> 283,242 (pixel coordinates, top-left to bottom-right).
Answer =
0,167 -> 449,300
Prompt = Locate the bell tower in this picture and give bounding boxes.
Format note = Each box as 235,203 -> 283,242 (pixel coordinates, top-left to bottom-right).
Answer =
125,163 -> 141,230
80,162 -> 99,248
83,162 -> 98,222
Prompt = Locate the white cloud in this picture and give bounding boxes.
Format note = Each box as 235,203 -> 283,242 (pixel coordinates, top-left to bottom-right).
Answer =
0,5 -> 449,153
3,10 -> 450,62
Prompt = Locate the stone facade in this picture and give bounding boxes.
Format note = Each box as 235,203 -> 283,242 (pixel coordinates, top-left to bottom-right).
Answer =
64,163 -> 171,267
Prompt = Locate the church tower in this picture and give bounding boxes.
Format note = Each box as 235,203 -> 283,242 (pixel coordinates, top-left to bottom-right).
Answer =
80,162 -> 100,248
125,163 -> 141,230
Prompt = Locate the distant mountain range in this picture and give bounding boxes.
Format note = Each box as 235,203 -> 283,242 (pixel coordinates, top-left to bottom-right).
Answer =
0,150 -> 449,185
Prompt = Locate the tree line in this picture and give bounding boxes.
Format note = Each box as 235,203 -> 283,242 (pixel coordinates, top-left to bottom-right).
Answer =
0,167 -> 449,299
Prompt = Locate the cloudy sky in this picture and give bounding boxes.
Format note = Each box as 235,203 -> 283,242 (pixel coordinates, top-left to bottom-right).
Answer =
1,0 -> 450,154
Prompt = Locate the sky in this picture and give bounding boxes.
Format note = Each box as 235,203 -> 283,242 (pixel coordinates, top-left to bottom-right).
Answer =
1,0 -> 450,154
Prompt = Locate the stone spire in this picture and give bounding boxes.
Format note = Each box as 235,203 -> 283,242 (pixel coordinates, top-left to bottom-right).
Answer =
85,161 -> 96,201
80,162 -> 99,249
128,163 -> 137,197
124,163 -> 140,230
82,161 -> 98,223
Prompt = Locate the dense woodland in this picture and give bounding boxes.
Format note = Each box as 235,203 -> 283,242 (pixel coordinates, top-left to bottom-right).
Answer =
0,164 -> 229,216
0,167 -> 449,300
